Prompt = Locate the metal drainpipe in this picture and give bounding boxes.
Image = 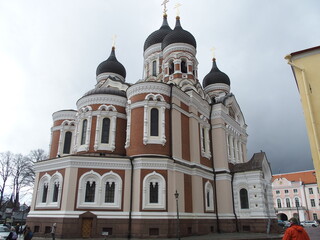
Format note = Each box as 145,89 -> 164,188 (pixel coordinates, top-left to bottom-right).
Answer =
209,102 -> 220,233
128,157 -> 134,239
231,172 -> 239,232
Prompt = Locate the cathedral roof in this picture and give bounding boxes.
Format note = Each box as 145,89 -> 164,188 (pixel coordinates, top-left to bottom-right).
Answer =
144,14 -> 172,51
161,16 -> 196,50
203,58 -> 230,88
96,47 -> 126,79
83,87 -> 126,97
230,152 -> 268,173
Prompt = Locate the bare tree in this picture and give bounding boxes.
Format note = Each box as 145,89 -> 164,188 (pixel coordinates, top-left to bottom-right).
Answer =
29,149 -> 48,162
0,152 -> 13,207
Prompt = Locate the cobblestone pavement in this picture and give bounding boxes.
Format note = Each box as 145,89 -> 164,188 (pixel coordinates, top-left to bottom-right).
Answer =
304,226 -> 320,240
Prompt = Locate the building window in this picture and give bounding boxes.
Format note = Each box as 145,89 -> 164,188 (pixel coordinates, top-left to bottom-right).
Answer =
240,188 -> 249,209
150,108 -> 159,136
313,213 -> 318,220
181,59 -> 187,73
295,197 -> 299,207
309,188 -> 314,194
63,131 -> 72,154
142,172 -> 166,210
286,198 -> 291,208
277,199 -> 282,208
311,199 -> 316,207
81,119 -> 88,145
200,115 -> 211,159
276,190 -> 280,194
169,60 -> 174,75
52,182 -> 59,202
101,118 -> 111,143
85,181 -> 96,202
205,181 -> 214,211
293,189 -> 298,193
42,184 -> 48,203
152,60 -> 157,76
284,190 -> 289,194
105,182 -> 115,203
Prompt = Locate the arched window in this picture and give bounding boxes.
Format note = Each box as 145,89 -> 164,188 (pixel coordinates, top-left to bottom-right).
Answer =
81,119 -> 88,145
85,181 -> 96,202
286,198 -> 291,208
152,60 -> 157,76
52,182 -> 59,202
277,199 -> 282,208
240,188 -> 249,209
101,118 -> 110,143
105,182 -> 115,203
150,108 -> 159,136
150,182 -> 159,203
205,181 -> 214,211
143,172 -> 166,210
181,60 -> 187,73
63,131 -> 72,154
295,197 -> 299,207
42,184 -> 48,203
169,60 -> 174,75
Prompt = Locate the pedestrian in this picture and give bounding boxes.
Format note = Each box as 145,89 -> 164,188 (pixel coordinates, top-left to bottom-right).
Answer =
6,227 -> 18,240
15,224 -> 20,235
23,226 -> 33,240
282,217 -> 310,240
51,223 -> 56,240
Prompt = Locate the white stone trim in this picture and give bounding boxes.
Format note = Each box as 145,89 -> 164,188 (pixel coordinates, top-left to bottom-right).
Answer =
142,171 -> 166,210
52,110 -> 77,122
127,82 -> 171,99
204,181 -> 214,212
57,120 -> 75,157
125,100 -> 131,148
77,94 -> 127,109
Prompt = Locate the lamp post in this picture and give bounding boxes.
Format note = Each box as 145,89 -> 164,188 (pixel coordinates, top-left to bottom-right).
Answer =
174,190 -> 180,240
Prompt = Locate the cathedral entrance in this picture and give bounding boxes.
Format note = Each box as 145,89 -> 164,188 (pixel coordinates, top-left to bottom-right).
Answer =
277,213 -> 288,221
81,218 -> 93,238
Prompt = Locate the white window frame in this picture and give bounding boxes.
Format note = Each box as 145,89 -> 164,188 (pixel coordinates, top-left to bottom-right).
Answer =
204,181 -> 214,212
76,106 -> 93,152
94,105 -> 117,152
101,171 -> 122,209
142,171 -> 166,210
77,170 -> 100,208
200,115 -> 211,159
57,120 -> 75,156
143,94 -> 166,145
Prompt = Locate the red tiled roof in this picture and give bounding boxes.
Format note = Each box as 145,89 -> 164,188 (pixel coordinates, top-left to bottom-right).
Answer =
272,170 -> 317,185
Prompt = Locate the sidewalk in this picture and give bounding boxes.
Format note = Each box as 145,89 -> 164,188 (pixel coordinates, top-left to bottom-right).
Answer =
32,232 -> 283,240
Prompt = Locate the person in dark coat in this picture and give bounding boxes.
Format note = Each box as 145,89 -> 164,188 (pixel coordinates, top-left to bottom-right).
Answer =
23,226 -> 33,240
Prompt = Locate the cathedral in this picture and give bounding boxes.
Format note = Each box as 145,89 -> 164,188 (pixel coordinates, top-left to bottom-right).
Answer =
27,7 -> 277,239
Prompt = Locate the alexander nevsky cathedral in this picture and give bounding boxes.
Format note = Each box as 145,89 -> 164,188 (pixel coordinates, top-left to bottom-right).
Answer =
27,3 -> 278,238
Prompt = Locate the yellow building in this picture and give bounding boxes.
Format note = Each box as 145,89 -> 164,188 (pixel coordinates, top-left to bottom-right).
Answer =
285,46 -> 320,187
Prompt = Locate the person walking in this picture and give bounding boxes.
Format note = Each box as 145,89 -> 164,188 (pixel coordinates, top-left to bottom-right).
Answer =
23,226 -> 33,240
6,227 -> 18,240
51,223 -> 56,240
282,217 -> 310,240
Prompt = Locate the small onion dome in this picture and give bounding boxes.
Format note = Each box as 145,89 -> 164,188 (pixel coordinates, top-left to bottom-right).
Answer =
203,58 -> 230,88
162,16 -> 196,50
144,14 -> 172,51
96,47 -> 126,79
83,87 -> 126,97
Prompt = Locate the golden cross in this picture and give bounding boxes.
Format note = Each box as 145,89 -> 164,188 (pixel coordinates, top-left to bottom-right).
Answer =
112,35 -> 117,47
161,0 -> 169,15
210,47 -> 216,58
174,3 -> 182,16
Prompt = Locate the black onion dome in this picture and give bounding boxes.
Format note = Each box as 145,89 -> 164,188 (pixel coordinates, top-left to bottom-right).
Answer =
83,87 -> 126,97
203,59 -> 230,88
161,16 -> 196,50
144,15 -> 172,51
96,47 -> 126,79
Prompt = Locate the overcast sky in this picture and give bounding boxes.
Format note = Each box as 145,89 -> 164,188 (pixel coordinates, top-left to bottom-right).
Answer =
0,0 -> 319,175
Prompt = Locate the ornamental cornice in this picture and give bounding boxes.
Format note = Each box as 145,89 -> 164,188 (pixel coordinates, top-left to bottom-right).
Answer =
52,110 -> 77,121
76,94 -> 127,109
144,44 -> 161,59
130,101 -> 170,110
96,73 -> 125,83
127,82 -> 171,99
204,83 -> 230,94
163,43 -> 196,58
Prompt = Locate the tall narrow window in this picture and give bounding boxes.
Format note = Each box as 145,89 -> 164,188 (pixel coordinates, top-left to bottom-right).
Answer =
150,108 -> 159,136
202,128 -> 206,153
313,213 -> 318,220
81,119 -> 88,145
311,199 -> 315,207
295,197 -> 299,207
85,181 -> 95,202
152,60 -> 157,76
101,118 -> 110,143
105,182 -> 115,203
52,182 -> 59,202
169,60 -> 174,75
150,182 -> 159,203
63,131 -> 72,154
277,199 -> 282,208
286,198 -> 291,207
181,60 -> 187,73
240,188 -> 249,209
207,191 -> 210,207
42,184 -> 48,203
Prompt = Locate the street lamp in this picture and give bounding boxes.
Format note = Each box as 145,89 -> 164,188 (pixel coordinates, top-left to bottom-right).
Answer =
174,190 -> 180,240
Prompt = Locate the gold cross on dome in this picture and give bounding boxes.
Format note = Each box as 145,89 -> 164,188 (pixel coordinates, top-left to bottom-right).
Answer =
174,3 -> 182,16
112,34 -> 117,47
210,47 -> 216,58
161,0 -> 169,15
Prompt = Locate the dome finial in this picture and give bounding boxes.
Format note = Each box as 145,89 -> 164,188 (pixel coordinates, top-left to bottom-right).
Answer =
112,34 -> 117,49
210,47 -> 216,60
174,2 -> 182,17
161,0 -> 169,16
